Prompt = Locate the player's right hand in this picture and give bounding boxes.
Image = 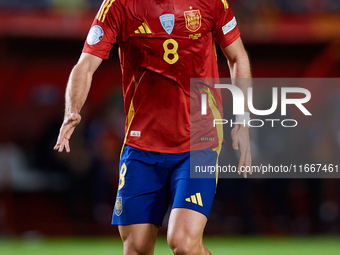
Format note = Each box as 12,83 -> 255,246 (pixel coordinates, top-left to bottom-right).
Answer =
53,112 -> 81,153
231,124 -> 252,178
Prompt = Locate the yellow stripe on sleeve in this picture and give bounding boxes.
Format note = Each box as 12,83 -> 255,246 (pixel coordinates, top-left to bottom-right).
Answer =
97,0 -> 110,21
101,0 -> 116,23
221,0 -> 229,10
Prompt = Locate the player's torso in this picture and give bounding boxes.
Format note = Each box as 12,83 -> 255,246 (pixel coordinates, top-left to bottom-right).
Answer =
117,0 -> 218,87
114,0 -> 221,153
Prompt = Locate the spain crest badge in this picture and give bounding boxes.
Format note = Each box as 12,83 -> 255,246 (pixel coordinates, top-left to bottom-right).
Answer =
184,10 -> 201,32
115,196 -> 123,216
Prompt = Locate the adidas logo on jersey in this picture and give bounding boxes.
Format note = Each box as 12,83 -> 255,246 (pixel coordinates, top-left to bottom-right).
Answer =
135,22 -> 152,34
185,193 -> 203,207
130,131 -> 141,137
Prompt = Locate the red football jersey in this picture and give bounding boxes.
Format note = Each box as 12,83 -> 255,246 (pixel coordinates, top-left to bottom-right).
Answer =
83,0 -> 240,153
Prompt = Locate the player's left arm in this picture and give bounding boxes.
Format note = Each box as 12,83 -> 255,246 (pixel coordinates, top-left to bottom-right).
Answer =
221,37 -> 252,178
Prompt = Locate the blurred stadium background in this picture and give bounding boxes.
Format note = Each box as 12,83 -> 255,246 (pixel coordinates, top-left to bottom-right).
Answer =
0,0 -> 340,254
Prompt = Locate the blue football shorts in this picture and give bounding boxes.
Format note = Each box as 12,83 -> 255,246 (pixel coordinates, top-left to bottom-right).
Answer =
111,145 -> 218,226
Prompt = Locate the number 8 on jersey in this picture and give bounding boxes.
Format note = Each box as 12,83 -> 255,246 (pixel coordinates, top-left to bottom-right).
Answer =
163,39 -> 179,65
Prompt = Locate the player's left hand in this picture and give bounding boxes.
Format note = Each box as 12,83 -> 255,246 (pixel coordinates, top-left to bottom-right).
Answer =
53,112 -> 81,153
231,124 -> 251,178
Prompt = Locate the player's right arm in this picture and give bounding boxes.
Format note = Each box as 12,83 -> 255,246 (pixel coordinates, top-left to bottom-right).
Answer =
54,53 -> 102,153
54,0 -> 121,153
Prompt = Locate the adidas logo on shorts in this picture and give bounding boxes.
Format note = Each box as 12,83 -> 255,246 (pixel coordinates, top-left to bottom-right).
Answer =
185,193 -> 203,207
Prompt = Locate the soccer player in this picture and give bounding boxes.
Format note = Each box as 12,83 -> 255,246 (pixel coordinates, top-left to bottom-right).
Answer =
54,0 -> 251,254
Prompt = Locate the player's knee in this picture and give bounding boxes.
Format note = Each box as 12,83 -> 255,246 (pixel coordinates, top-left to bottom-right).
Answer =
123,239 -> 154,255
168,234 -> 202,255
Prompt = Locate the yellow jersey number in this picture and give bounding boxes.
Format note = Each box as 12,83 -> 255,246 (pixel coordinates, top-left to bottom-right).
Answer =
118,163 -> 127,190
163,39 -> 179,65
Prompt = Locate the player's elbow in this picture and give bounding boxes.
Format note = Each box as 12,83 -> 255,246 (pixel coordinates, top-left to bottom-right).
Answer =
228,50 -> 251,78
73,60 -> 93,77
73,52 -> 102,77
228,49 -> 249,68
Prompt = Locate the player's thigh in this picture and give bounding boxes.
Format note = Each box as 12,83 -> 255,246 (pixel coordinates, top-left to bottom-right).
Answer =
119,223 -> 158,255
112,145 -> 170,226
167,208 -> 207,252
170,149 -> 218,218
167,149 -> 217,252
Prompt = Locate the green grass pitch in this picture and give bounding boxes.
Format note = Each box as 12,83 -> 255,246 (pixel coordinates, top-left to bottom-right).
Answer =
0,236 -> 339,255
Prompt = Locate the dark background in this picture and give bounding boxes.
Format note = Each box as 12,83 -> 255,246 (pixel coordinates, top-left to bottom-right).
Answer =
0,0 -> 340,237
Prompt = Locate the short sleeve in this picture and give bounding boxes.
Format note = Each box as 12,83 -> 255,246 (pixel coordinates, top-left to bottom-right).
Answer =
213,0 -> 240,47
83,0 -> 122,59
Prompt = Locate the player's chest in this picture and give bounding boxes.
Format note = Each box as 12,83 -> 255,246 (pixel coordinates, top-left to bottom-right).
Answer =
124,0 -> 214,40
